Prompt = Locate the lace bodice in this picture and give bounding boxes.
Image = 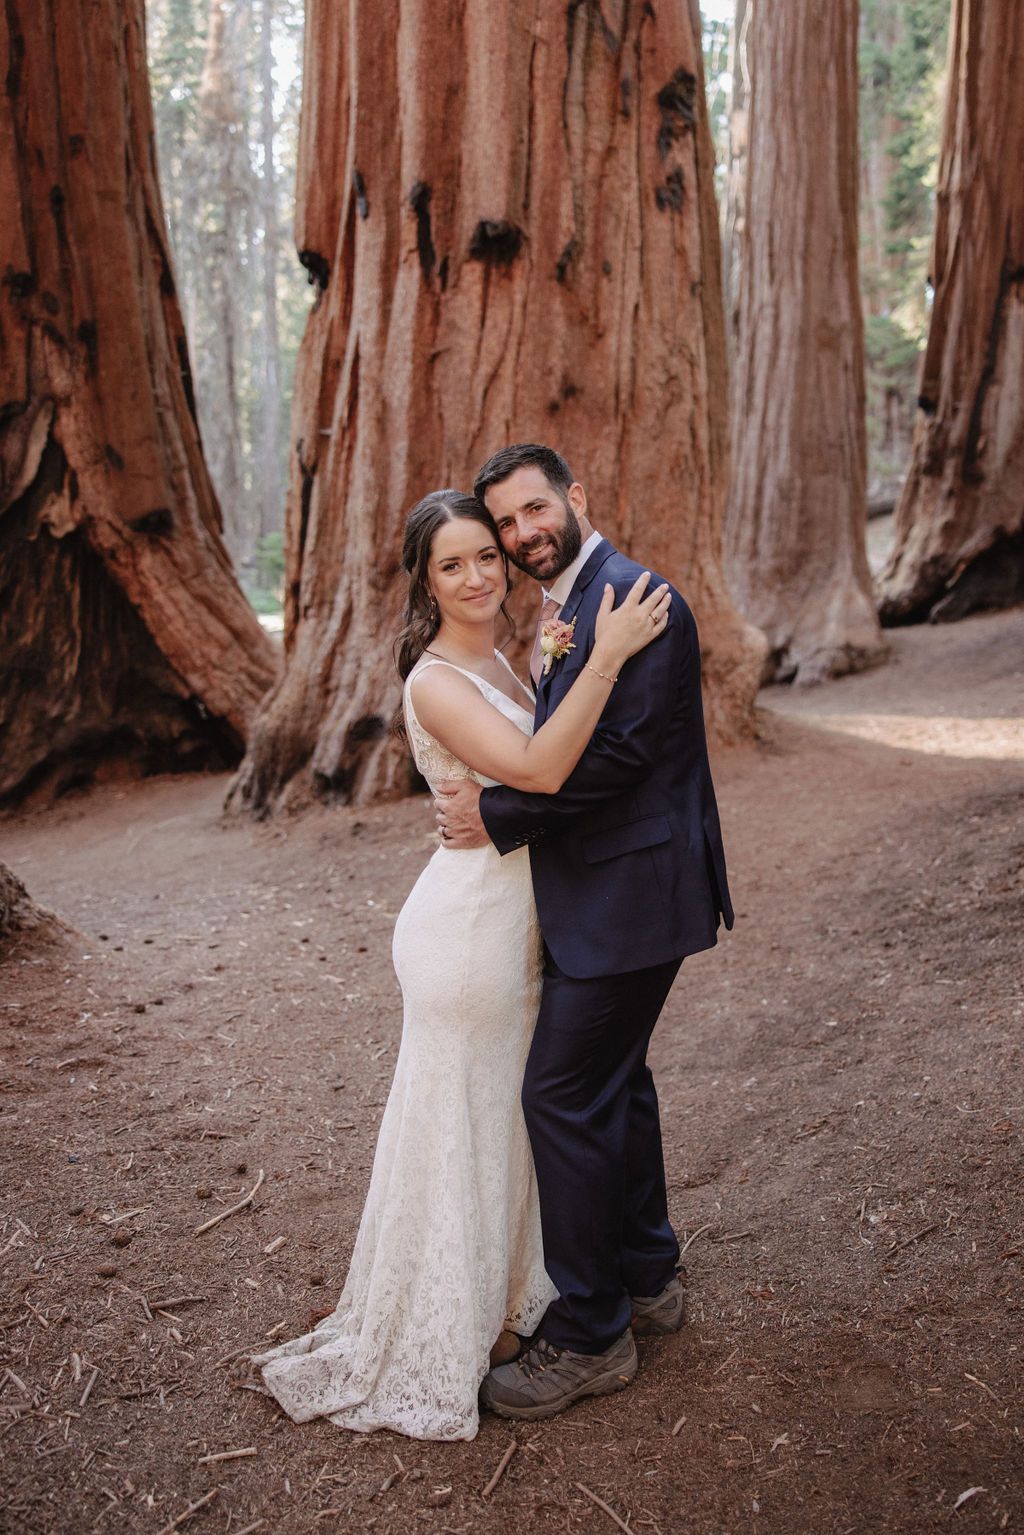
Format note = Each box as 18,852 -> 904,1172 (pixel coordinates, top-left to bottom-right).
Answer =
403,654 -> 535,790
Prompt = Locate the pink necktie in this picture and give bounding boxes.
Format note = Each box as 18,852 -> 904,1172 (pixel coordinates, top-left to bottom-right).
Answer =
530,596 -> 562,687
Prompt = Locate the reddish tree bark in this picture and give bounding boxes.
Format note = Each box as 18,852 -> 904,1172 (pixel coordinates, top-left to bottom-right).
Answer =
722,0 -> 749,357
0,0 -> 278,807
724,0 -> 887,684
233,0 -> 764,814
0,860 -> 70,946
878,1 -> 1024,624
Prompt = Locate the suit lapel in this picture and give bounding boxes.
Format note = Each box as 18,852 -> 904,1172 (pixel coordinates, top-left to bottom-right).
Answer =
534,539 -> 615,720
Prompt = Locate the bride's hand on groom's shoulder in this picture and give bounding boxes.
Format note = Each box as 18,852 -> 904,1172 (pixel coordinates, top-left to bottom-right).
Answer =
434,779 -> 490,850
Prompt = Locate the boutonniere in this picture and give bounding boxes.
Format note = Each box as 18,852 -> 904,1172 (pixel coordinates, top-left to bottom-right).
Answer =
540,616 -> 576,674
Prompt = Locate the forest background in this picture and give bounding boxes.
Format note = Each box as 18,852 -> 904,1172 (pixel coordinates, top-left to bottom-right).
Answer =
149,0 -> 949,614
1,3 -> 1022,1531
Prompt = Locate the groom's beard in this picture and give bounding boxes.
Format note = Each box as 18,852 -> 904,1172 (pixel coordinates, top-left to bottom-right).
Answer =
508,508 -> 582,582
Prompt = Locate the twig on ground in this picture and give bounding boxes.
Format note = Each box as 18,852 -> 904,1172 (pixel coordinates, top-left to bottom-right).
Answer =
79,1367 -> 99,1407
890,1223 -> 939,1253
481,1439 -> 517,1497
212,1344 -> 258,1368
678,1223 -> 713,1257
116,1381 -> 182,1400
154,1487 -> 219,1535
671,1415 -> 686,1436
196,1446 -> 257,1465
194,1171 -> 265,1235
229,1522 -> 265,1535
576,1482 -> 632,1534
101,1207 -> 149,1225
964,1372 -> 999,1402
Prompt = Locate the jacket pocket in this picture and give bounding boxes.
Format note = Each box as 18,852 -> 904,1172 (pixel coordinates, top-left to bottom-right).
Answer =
581,814 -> 671,864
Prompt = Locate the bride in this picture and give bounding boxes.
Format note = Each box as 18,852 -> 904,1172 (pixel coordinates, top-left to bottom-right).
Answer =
249,489 -> 670,1440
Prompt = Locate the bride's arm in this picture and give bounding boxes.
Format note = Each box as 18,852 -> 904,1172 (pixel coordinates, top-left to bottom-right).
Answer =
410,574 -> 670,794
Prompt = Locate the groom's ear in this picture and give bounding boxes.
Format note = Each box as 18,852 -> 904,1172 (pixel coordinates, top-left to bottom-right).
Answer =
567,482 -> 588,523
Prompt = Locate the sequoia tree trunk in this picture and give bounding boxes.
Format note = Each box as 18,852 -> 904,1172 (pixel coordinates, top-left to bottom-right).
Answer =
0,860 -> 70,946
256,0 -> 284,548
724,0 -> 886,684
194,0 -> 249,560
877,2 -> 1024,624
0,0 -> 279,808
722,0 -> 749,358
232,0 -> 765,813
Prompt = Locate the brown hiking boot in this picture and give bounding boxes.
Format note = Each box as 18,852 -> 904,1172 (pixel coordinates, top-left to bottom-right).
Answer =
479,1331 -> 637,1421
630,1272 -> 686,1337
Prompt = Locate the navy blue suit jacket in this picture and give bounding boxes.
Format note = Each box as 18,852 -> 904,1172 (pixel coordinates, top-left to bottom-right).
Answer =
479,539 -> 733,979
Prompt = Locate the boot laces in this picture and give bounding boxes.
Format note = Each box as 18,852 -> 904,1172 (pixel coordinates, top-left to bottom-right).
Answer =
518,1338 -> 562,1378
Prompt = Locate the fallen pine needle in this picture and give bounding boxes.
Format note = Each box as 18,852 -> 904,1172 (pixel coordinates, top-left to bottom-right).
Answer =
194,1171 -> 265,1235
154,1487 -> 219,1535
576,1481 -> 632,1534
481,1439 -> 517,1497
196,1446 -> 257,1465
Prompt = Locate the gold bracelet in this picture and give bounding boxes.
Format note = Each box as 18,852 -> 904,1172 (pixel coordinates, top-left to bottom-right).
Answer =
585,661 -> 619,684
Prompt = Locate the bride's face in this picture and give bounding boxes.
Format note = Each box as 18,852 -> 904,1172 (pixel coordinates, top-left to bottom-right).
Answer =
427,517 -> 507,629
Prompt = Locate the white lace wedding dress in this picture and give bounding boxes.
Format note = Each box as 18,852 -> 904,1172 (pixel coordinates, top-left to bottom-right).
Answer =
250,655 -> 556,1440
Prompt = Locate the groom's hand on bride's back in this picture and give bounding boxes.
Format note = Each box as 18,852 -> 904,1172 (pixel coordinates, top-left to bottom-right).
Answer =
434,779 -> 491,849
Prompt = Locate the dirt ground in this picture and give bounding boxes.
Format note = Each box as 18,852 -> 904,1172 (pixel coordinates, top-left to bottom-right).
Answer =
1,608 -> 1022,1535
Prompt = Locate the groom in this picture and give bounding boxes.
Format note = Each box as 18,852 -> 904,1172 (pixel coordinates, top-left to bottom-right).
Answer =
436,443 -> 732,1419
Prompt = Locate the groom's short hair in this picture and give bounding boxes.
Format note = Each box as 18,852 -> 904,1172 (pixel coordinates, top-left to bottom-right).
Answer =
474,443 -> 574,504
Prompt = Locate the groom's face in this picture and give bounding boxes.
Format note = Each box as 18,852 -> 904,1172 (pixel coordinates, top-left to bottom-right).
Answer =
484,466 -> 587,583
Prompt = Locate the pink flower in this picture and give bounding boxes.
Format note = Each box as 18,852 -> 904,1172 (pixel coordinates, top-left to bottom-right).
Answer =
539,617 -> 577,674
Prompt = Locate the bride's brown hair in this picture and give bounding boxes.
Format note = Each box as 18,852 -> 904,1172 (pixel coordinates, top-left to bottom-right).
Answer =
392,490 -> 515,733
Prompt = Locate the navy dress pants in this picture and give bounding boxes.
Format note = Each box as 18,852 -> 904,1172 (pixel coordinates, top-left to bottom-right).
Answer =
522,947 -> 683,1354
